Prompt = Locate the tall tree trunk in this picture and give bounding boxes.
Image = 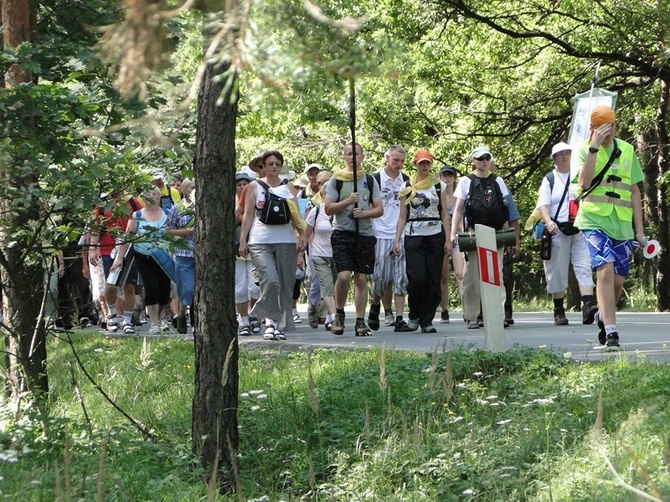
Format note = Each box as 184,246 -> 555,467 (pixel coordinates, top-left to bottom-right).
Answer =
654,79 -> 670,310
191,57 -> 239,492
2,0 -> 48,401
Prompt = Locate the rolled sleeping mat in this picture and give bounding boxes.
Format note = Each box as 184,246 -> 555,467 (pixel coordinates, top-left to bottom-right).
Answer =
150,247 -> 178,283
457,227 -> 515,252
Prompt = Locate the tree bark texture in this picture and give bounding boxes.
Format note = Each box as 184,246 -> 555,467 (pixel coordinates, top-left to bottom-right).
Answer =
191,59 -> 239,491
2,0 -> 48,400
653,79 -> 670,310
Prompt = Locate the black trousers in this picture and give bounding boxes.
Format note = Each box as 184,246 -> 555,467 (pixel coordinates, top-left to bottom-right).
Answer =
404,232 -> 445,328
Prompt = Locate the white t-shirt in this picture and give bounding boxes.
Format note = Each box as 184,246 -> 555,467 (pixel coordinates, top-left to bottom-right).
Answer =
305,203 -> 333,257
402,183 -> 444,237
537,170 -> 573,223
372,169 -> 408,239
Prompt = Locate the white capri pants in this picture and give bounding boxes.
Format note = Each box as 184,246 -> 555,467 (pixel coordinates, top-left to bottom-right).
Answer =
543,231 -> 594,294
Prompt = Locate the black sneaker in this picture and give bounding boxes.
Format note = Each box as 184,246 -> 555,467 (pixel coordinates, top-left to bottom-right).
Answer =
421,324 -> 437,333
582,302 -> 598,325
176,315 -> 188,334
440,310 -> 450,324
605,332 -> 620,349
367,304 -> 381,331
554,308 -> 569,326
596,311 -> 606,345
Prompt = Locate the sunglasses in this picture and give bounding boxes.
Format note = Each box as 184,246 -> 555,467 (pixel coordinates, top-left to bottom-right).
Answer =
475,155 -> 492,162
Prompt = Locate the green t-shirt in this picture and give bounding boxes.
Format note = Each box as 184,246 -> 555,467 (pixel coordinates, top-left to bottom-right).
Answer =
570,140 -> 643,241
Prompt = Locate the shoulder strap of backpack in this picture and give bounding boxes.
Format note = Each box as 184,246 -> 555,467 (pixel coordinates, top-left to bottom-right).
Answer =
335,178 -> 343,202
366,174 -> 375,199
373,171 -> 381,188
546,172 -> 555,192
435,182 -> 442,216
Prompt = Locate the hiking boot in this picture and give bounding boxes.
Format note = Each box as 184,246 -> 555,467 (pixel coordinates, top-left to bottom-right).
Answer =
582,302 -> 598,325
384,312 -> 396,326
367,304 -> 380,331
331,312 -> 345,335
596,311 -> 606,345
307,308 -> 319,329
554,308 -> 569,326
440,310 -> 450,324
355,319 -> 372,337
605,332 -> 620,349
394,318 -> 413,332
406,318 -> 420,331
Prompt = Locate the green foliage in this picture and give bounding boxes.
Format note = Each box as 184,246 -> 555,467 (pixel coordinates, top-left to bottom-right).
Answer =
4,334 -> 670,500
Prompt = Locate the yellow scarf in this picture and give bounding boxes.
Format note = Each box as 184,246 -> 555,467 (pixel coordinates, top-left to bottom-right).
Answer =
399,173 -> 440,204
333,168 -> 366,181
287,199 -> 306,232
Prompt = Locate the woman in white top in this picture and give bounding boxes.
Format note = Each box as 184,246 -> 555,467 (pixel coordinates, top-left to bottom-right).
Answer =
239,150 -> 305,340
393,149 -> 452,333
537,142 -> 596,326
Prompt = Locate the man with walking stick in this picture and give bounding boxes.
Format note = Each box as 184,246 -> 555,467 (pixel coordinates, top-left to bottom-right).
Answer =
324,142 -> 383,336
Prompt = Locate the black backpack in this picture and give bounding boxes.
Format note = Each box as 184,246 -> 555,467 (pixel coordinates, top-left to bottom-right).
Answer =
256,180 -> 291,225
463,173 -> 508,230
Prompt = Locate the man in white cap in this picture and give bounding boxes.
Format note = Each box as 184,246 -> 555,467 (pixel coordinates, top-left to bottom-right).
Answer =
450,146 -> 512,330
537,142 -> 597,326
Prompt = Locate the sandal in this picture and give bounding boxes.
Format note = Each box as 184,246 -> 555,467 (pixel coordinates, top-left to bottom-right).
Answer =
239,325 -> 251,336
273,331 -> 286,341
263,325 -> 276,340
325,321 -> 333,332
249,317 -> 261,334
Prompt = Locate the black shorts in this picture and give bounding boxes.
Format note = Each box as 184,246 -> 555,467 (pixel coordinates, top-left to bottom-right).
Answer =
331,230 -> 376,275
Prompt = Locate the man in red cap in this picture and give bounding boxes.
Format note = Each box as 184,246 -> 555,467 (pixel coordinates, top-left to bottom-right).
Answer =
571,105 -> 646,349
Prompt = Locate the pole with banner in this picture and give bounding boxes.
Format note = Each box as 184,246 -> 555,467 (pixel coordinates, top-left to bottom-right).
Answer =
568,63 -> 617,146
348,76 -> 359,235
474,224 -> 506,352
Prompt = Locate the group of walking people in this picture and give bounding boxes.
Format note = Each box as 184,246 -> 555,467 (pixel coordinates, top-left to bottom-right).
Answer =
235,105 -> 647,349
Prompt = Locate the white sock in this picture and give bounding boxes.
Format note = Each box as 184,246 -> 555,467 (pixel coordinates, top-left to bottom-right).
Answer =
123,311 -> 133,326
241,315 -> 249,326
605,324 -> 617,336
325,314 -> 334,323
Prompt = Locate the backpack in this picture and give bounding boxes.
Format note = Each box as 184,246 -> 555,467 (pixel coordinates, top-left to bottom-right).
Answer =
256,180 -> 291,225
160,185 -> 175,213
463,173 -> 509,230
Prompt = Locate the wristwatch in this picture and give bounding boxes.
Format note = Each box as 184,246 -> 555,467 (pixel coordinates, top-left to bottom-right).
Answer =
588,146 -> 599,154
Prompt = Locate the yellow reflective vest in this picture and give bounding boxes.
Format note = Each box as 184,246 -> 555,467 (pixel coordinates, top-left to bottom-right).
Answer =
579,140 -> 635,222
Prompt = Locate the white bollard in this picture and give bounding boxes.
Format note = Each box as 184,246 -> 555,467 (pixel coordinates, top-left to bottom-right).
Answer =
474,224 -> 506,352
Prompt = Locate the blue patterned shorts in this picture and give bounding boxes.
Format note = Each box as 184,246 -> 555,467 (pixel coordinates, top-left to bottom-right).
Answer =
582,229 -> 634,276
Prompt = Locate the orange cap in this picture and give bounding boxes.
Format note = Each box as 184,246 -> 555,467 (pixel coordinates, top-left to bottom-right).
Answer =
413,149 -> 434,165
590,105 -> 616,127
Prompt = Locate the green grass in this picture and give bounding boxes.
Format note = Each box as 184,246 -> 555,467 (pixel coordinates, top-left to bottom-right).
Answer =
2,332 -> 670,500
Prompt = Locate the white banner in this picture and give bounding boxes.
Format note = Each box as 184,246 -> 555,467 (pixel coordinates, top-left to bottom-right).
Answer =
568,88 -> 617,146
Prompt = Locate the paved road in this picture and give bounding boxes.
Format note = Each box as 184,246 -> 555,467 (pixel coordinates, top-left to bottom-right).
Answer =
237,309 -> 670,363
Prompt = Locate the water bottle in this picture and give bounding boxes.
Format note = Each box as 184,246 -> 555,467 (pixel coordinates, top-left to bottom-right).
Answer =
540,230 -> 552,260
